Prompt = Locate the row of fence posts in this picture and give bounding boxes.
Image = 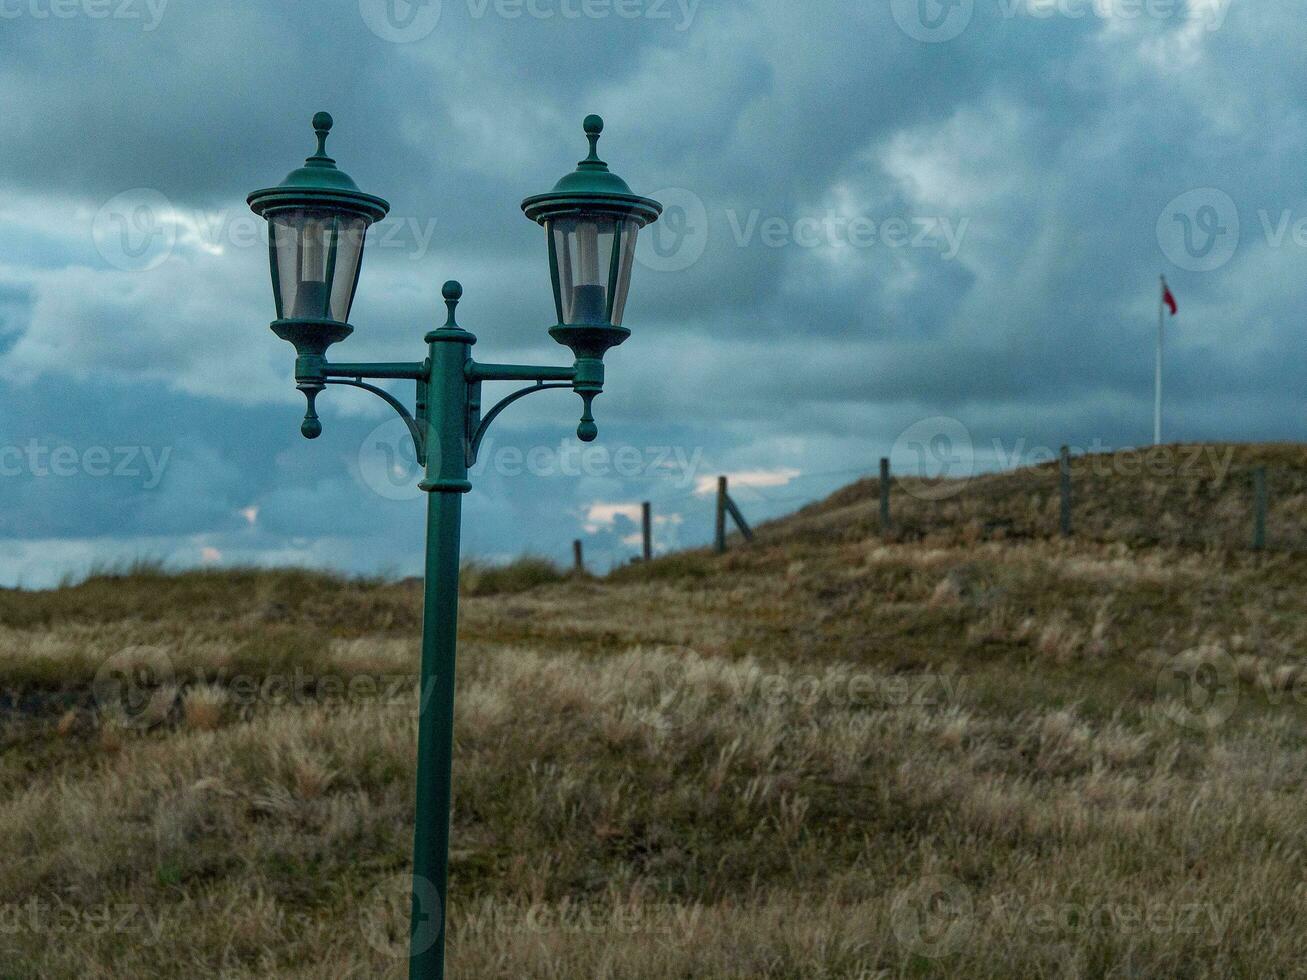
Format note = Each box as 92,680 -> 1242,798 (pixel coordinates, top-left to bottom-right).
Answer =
571,476 -> 757,573
1052,447 -> 1269,550
570,455 -> 1278,571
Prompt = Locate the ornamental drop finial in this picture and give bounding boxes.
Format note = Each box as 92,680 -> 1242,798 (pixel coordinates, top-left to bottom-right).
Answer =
582,114 -> 604,165
300,388 -> 323,439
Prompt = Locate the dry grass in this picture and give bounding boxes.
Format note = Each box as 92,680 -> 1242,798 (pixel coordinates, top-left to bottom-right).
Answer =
2,444 -> 1307,977
780,441 -> 1307,553
460,556 -> 571,596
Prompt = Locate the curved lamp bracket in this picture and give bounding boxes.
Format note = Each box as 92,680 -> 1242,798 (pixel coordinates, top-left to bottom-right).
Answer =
324,377 -> 428,465
468,382 -> 571,465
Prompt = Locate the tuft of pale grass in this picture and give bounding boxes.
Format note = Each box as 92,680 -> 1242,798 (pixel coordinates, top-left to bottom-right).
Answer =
182,684 -> 227,731
55,708 -> 78,737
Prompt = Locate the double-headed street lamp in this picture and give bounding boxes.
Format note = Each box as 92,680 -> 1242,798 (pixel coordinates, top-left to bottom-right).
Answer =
248,112 -> 661,978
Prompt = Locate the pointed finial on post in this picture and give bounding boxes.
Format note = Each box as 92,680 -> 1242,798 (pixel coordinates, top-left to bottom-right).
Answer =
427,280 -> 473,343
310,111 -> 334,162
582,114 -> 604,165
442,280 -> 463,328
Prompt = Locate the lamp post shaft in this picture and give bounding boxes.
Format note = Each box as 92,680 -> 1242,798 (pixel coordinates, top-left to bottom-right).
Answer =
410,488 -> 462,980
410,317 -> 476,979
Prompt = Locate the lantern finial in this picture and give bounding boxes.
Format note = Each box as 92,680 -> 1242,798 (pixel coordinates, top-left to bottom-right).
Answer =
309,112 -> 335,164
582,115 -> 604,165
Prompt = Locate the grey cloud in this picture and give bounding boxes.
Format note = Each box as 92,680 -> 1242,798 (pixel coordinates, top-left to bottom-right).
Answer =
0,0 -> 1304,583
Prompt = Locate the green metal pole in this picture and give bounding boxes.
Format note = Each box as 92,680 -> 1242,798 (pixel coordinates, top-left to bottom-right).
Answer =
409,489 -> 462,979
409,284 -> 476,979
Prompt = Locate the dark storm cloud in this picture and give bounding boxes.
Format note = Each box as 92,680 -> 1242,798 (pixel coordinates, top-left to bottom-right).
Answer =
0,0 -> 1302,584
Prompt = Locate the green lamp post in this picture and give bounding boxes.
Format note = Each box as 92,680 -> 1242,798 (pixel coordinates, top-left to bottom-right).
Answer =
248,111 -> 660,979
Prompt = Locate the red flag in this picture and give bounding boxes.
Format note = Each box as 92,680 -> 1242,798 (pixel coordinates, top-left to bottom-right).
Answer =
1162,279 -> 1177,316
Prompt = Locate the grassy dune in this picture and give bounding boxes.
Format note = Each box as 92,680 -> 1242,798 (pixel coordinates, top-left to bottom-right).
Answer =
3,445 -> 1307,977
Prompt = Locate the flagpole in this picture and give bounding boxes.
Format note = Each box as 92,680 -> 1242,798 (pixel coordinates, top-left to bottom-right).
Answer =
1154,276 -> 1164,447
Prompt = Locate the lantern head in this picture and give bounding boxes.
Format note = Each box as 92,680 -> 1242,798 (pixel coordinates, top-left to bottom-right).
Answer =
521,115 -> 661,363
248,112 -> 390,363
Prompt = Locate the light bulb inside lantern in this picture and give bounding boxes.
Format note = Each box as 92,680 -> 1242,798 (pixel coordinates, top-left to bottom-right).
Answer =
294,215 -> 331,318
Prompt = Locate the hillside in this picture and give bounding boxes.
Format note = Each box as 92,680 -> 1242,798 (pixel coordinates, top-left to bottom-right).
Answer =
2,444 -> 1307,977
779,441 -> 1307,551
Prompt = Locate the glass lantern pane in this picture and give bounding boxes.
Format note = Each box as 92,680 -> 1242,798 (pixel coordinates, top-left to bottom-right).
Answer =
608,220 -> 639,327
550,221 -> 571,323
270,209 -> 369,323
328,217 -> 368,323
549,216 -> 620,325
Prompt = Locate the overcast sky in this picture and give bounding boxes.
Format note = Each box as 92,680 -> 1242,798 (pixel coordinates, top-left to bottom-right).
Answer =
0,0 -> 1301,585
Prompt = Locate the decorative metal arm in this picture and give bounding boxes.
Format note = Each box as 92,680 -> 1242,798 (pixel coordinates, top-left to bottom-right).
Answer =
303,349 -> 584,472
281,284 -> 608,474
467,362 -> 575,383
325,362 -> 426,380
324,377 -> 428,465
468,382 -> 571,464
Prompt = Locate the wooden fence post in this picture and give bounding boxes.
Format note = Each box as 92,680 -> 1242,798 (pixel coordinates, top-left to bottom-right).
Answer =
642,501 -> 653,562
724,493 -> 754,543
879,457 -> 891,534
715,476 -> 727,554
1059,446 -> 1072,538
573,539 -> 584,574
1253,467 -> 1267,552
